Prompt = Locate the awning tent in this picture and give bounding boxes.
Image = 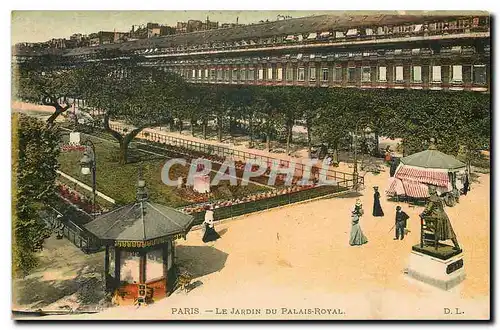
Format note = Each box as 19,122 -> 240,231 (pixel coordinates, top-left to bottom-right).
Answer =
386,146 -> 466,199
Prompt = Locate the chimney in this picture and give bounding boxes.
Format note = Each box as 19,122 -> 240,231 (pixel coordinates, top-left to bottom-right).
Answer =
236,17 -> 239,25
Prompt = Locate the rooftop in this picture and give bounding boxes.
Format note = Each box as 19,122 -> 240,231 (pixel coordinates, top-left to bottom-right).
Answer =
84,200 -> 194,242
13,11 -> 489,57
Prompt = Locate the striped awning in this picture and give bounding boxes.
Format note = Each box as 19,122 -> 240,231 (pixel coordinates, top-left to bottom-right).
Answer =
395,165 -> 449,187
386,177 -> 405,196
402,180 -> 430,198
386,177 -> 430,198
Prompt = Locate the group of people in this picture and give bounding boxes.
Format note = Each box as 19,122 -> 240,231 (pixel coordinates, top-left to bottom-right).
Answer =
349,186 -> 410,246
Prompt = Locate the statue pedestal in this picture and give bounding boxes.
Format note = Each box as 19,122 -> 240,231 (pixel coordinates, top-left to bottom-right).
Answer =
405,244 -> 465,290
193,175 -> 210,194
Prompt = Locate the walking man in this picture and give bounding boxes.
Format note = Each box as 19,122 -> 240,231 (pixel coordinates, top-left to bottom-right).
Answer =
394,205 -> 409,240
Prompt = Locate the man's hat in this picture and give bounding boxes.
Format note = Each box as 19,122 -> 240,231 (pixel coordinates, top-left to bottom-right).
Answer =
373,186 -> 379,189
396,205 -> 401,211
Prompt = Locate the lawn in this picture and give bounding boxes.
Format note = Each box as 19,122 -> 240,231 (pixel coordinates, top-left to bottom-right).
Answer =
57,132 -> 269,208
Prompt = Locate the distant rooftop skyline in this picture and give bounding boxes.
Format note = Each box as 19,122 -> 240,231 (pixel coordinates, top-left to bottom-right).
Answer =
11,10 -> 329,45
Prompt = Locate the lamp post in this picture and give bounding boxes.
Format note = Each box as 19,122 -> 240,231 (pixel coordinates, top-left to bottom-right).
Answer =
80,139 -> 97,219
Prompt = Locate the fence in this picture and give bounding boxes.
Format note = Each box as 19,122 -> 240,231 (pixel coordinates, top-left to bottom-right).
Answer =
41,197 -> 102,254
188,183 -> 349,225
108,123 -> 363,189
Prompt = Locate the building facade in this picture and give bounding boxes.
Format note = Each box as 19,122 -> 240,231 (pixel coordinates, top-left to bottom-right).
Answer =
13,13 -> 491,93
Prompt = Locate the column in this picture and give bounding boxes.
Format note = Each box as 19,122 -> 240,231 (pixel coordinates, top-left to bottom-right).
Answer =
114,247 -> 121,289
139,251 -> 146,283
163,244 -> 169,296
104,245 -> 110,291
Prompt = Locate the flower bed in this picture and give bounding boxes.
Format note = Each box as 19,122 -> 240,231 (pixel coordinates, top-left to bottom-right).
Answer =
56,181 -> 105,215
142,141 -> 305,187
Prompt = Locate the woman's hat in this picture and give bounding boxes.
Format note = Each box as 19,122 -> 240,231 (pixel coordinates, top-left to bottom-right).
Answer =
355,199 -> 362,207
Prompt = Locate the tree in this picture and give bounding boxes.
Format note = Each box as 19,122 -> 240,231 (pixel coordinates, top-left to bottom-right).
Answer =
199,86 -> 217,140
277,87 -> 298,155
235,87 -> 258,147
74,64 -> 189,164
213,86 -> 232,142
314,89 -> 355,162
358,89 -> 395,157
14,64 -> 77,126
374,89 -> 490,158
253,86 -> 286,151
291,87 -> 329,157
13,114 -> 60,275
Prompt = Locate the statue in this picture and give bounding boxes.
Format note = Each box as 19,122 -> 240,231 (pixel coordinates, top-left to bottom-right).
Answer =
419,185 -> 461,250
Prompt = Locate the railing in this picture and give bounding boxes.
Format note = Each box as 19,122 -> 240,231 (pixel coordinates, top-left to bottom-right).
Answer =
187,183 -> 349,225
108,122 -> 362,189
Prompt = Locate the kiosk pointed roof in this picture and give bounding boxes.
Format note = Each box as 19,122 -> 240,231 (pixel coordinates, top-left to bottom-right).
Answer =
84,201 -> 194,241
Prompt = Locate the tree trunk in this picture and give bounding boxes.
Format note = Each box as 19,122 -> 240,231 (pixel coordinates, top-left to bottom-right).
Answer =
266,129 -> 271,152
286,127 -> 290,155
103,114 -> 147,165
287,120 -> 293,144
249,115 -> 254,148
373,130 -> 380,157
229,116 -> 234,136
119,140 -> 129,165
178,120 -> 183,134
217,115 -> 223,142
360,131 -> 366,169
190,118 -> 196,136
44,99 -> 72,126
306,118 -> 312,158
334,141 -> 340,164
202,120 -> 208,140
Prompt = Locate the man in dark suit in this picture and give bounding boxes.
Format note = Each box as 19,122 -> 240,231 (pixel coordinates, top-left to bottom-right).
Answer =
394,205 -> 409,240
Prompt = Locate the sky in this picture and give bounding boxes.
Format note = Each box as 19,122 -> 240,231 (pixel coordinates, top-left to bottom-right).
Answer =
11,11 -> 333,44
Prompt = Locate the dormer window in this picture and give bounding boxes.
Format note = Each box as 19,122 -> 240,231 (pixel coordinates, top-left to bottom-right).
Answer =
346,29 -> 358,36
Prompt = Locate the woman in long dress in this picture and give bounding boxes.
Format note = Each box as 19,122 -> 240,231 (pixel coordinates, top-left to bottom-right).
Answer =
349,203 -> 368,246
202,206 -> 220,243
372,186 -> 384,217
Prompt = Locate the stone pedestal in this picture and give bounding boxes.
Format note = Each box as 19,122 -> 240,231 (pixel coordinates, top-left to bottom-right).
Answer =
193,174 -> 210,194
405,244 -> 465,290
69,132 -> 81,145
